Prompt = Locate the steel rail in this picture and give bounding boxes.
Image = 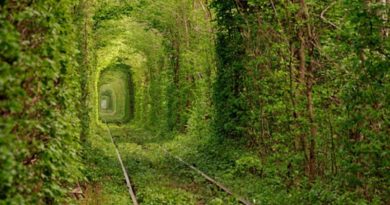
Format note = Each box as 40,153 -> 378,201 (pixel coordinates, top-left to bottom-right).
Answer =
159,146 -> 253,205
104,126 -> 253,205
104,122 -> 139,205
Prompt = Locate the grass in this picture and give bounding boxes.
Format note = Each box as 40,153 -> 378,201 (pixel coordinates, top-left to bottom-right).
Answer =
80,124 -> 241,205
82,122 -> 361,205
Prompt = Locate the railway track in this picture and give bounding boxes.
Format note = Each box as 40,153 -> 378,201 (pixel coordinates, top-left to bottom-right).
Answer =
104,123 -> 253,205
104,122 -> 139,205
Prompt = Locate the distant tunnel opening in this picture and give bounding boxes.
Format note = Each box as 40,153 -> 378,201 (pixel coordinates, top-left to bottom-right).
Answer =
100,89 -> 115,113
98,61 -> 135,123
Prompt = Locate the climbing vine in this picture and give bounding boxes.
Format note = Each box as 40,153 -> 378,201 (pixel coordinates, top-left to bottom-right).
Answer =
0,0 -> 84,203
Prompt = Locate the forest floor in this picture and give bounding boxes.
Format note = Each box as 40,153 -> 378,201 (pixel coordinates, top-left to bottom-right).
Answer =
79,123 -> 355,205
79,124 -> 245,205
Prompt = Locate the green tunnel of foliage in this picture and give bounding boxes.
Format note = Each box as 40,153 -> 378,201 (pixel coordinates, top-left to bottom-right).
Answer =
0,0 -> 389,204
98,61 -> 134,123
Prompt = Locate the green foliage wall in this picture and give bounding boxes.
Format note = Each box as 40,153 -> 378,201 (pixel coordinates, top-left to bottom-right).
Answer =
212,0 -> 389,202
0,0 -> 85,203
75,0 -> 95,143
336,1 -> 389,198
212,0 -> 248,139
133,0 -> 216,133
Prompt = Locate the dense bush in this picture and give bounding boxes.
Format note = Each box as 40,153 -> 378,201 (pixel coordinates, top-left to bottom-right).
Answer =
211,0 -> 389,203
0,1 -> 85,203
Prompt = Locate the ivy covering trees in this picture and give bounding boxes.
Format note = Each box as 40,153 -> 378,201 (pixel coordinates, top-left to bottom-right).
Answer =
0,0 -> 388,204
0,0 -> 84,203
211,0 -> 389,202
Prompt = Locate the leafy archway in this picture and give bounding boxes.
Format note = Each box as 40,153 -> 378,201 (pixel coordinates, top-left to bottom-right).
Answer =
98,60 -> 134,123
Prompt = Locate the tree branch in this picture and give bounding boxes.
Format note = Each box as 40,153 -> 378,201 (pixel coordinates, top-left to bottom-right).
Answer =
320,1 -> 340,29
